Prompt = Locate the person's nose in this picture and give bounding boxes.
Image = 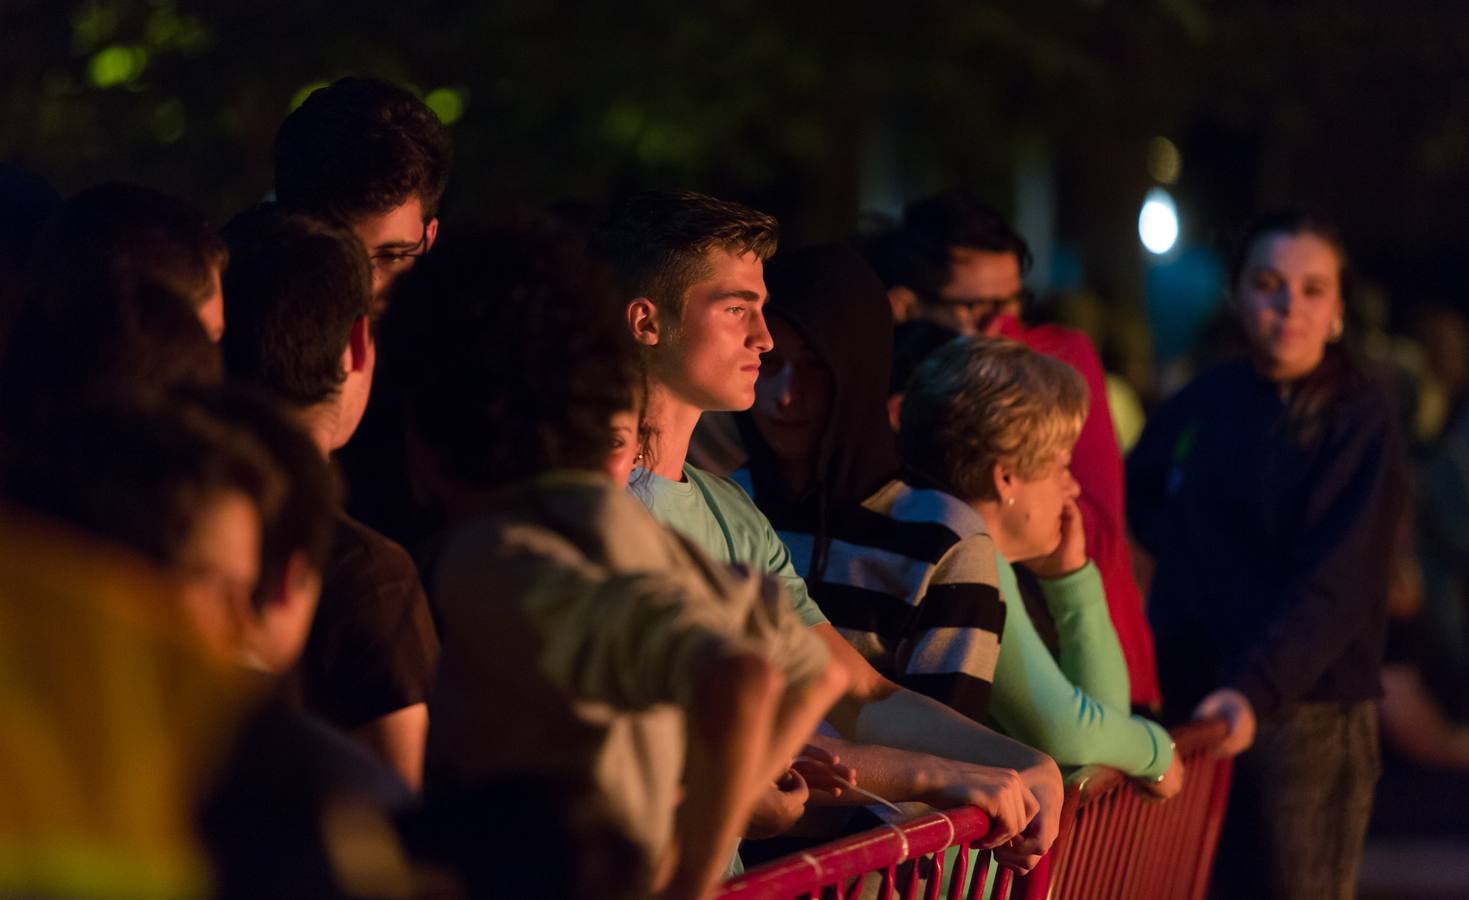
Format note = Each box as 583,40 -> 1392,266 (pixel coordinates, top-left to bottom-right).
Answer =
1065,468 -> 1081,500
1272,285 -> 1298,318
750,308 -> 774,353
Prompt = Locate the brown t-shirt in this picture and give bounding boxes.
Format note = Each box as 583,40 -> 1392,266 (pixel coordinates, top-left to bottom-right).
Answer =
295,512 -> 440,730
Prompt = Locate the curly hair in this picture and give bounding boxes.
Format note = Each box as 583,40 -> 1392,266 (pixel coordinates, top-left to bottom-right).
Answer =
379,217 -> 637,487
274,77 -> 452,223
899,336 -> 1087,501
593,191 -> 778,325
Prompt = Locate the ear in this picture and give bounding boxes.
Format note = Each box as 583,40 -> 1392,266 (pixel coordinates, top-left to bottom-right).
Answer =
887,287 -> 919,323
345,315 -> 372,374
991,459 -> 1015,502
627,297 -> 663,347
424,217 -> 440,251
886,393 -> 904,432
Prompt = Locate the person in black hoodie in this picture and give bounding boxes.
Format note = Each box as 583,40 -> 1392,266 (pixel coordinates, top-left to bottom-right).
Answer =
736,244 -> 1009,727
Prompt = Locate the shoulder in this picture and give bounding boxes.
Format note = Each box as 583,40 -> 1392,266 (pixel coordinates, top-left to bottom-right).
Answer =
686,464 -> 760,507
1165,361 -> 1252,410
327,515 -> 422,589
685,465 -> 779,534
930,530 -> 1001,590
455,473 -> 676,574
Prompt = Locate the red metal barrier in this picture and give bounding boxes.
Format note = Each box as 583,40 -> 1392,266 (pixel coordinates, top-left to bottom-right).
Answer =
1043,719 -> 1234,900
718,719 -> 1233,900
715,806 -> 1009,900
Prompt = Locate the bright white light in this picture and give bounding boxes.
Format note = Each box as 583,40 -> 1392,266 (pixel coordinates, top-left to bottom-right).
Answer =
1139,188 -> 1179,255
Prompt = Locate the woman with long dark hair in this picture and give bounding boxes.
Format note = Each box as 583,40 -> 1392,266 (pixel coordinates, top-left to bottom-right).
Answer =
1128,212 -> 1407,899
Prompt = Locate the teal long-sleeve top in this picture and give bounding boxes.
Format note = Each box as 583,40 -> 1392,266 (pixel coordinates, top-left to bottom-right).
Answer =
988,554 -> 1172,778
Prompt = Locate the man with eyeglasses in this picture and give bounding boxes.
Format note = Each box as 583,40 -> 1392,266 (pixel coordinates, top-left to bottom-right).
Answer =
272,77 -> 452,546
273,76 -> 451,311
901,190 -> 1164,713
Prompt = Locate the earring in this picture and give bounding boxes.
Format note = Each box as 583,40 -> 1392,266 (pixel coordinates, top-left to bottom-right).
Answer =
1006,496 -> 1016,507
1328,317 -> 1344,342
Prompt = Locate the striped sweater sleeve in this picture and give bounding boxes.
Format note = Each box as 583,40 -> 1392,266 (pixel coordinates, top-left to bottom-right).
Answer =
893,532 -> 1007,725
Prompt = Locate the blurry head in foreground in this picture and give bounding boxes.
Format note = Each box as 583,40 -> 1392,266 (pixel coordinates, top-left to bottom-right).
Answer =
381,218 -> 636,504
31,181 -> 228,340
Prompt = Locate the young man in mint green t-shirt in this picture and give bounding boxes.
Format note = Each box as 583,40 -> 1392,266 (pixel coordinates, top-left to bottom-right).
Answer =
600,191 -> 1064,873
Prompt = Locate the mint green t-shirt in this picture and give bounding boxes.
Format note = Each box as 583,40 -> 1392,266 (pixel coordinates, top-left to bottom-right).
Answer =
633,464 -> 830,629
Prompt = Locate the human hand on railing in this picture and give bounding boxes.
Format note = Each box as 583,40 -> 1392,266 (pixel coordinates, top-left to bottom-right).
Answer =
792,743 -> 858,801
743,769 -> 810,839
918,764 -> 1037,854
991,811 -> 1050,874
1135,750 -> 1185,801
1008,756 -> 1062,870
1193,688 -> 1256,757
1023,499 -> 1088,579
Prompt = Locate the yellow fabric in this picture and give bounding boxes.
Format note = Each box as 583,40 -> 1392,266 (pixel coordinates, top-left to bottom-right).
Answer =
0,510 -> 246,897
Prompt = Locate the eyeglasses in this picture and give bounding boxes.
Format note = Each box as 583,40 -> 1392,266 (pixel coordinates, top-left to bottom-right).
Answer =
930,288 -> 1033,317
368,222 -> 430,271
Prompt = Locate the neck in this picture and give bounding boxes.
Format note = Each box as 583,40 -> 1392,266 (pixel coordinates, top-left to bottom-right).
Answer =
644,382 -> 704,480
292,403 -> 342,458
1253,348 -> 1325,385
971,498 -> 1017,558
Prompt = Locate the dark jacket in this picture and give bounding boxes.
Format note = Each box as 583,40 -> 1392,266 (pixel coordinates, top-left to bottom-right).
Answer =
1128,356 -> 1407,720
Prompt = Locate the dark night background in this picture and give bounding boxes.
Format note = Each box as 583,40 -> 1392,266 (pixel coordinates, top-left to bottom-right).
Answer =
5,0 -> 1469,399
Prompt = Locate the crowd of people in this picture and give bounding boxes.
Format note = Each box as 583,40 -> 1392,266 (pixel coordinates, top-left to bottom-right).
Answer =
0,74 -> 1435,900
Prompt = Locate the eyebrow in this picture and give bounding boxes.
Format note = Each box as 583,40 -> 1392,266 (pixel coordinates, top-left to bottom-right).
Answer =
373,239 -> 422,252
711,289 -> 764,303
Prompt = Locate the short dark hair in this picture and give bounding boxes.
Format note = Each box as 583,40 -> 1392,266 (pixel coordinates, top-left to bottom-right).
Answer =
274,76 -> 452,223
859,227 -> 951,305
2,399 -> 283,573
381,218 -> 637,488
594,191 -> 779,322
30,181 -> 227,310
903,190 -> 1033,275
221,204 -> 372,408
182,387 -> 338,610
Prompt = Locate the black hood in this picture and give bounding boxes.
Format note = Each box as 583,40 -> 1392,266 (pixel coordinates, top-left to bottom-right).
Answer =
738,243 -> 899,528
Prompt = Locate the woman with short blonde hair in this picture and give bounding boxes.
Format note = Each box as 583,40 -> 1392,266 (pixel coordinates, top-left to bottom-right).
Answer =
886,336 -> 1182,793
899,337 -> 1087,502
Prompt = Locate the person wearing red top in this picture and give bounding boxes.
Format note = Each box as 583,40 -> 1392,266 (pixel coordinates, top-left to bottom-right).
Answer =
900,191 -> 1162,708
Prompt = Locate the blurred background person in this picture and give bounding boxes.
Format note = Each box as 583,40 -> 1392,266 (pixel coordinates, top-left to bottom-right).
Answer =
1128,211 -> 1407,900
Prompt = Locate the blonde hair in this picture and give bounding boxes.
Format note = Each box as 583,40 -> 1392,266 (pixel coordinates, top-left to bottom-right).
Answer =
899,336 -> 1088,501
